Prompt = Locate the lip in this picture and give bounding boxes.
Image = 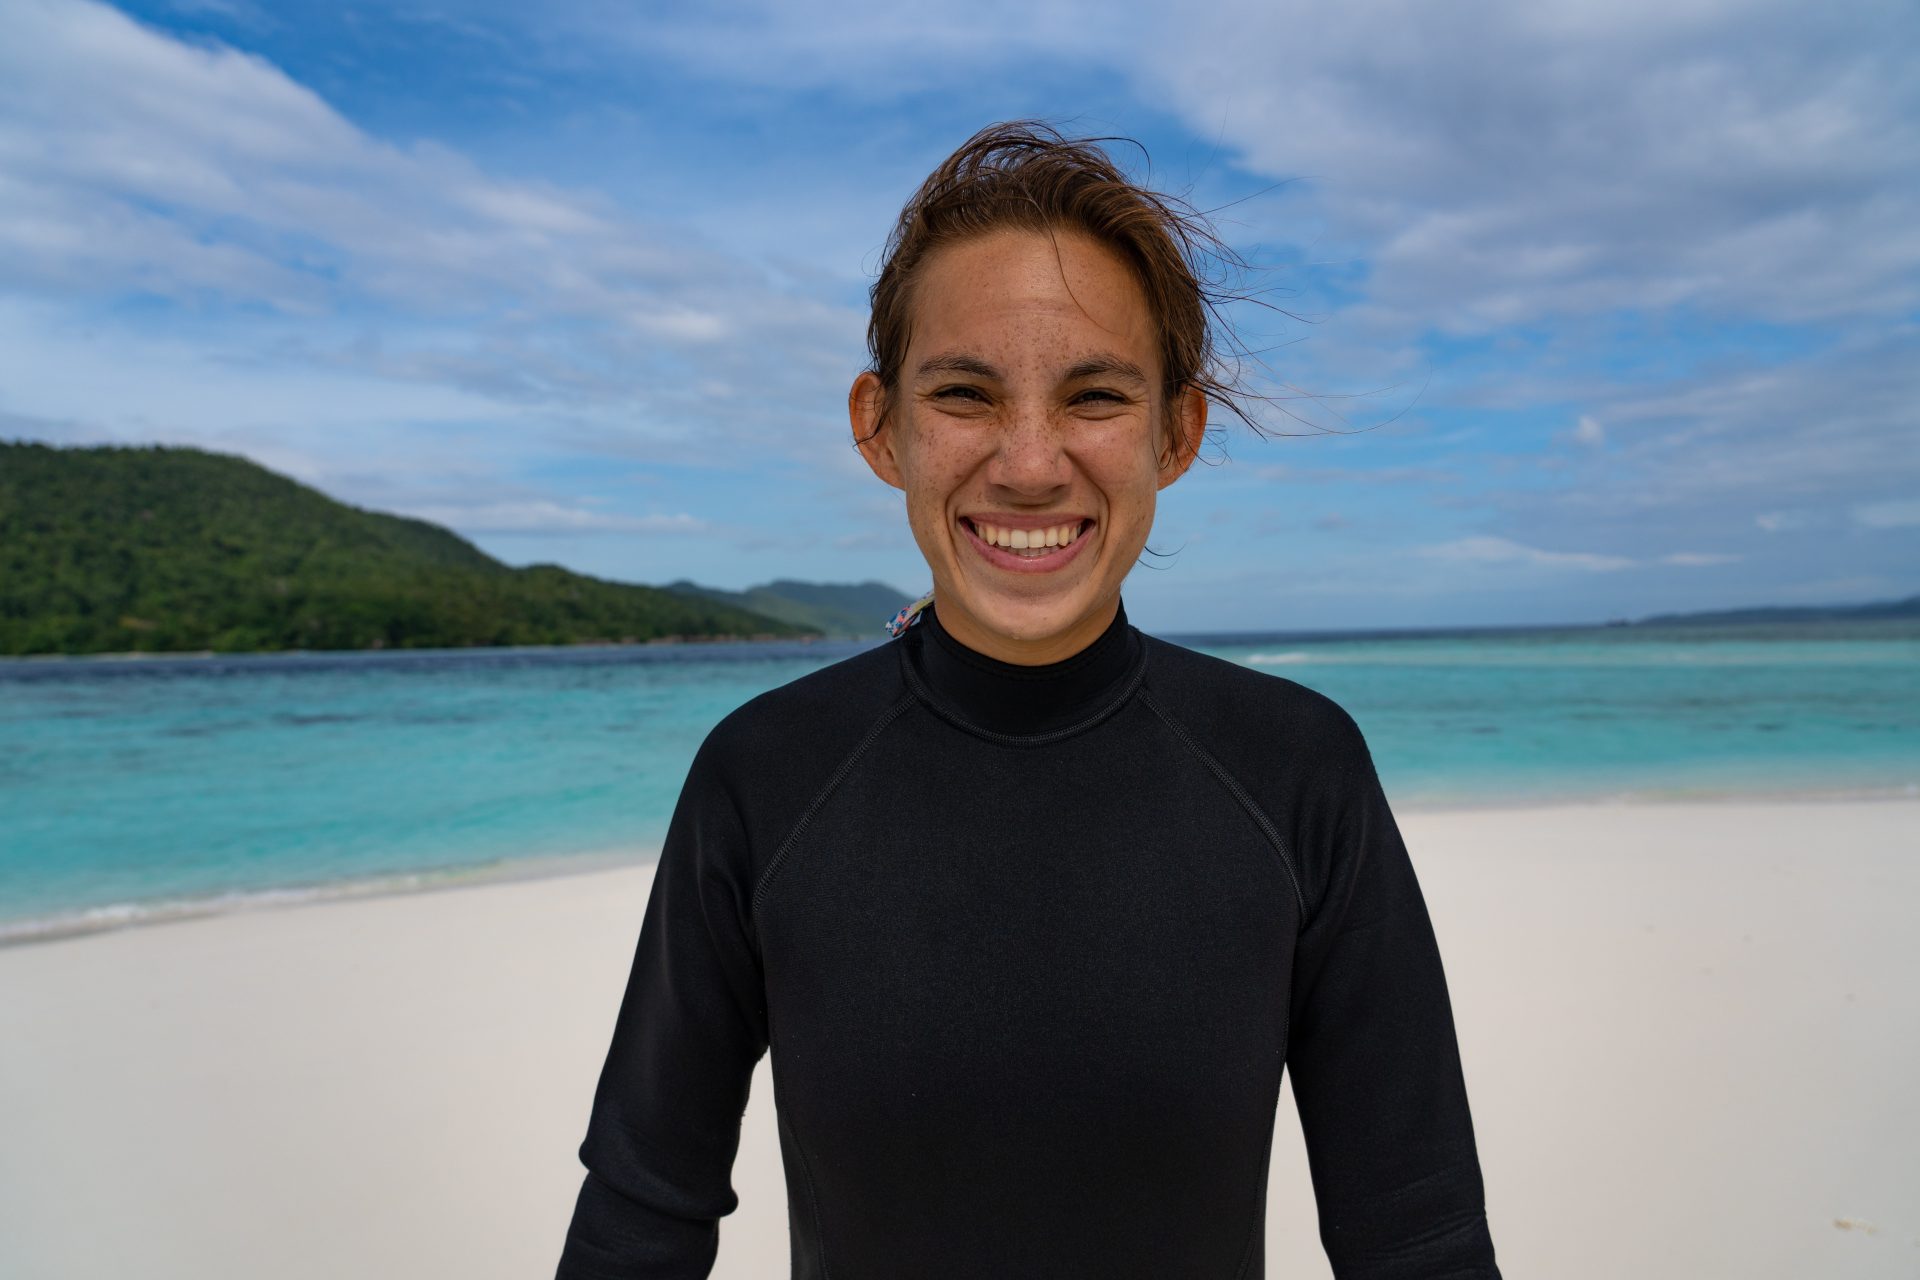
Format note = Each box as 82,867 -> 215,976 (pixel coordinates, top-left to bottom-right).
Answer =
958,515 -> 1094,575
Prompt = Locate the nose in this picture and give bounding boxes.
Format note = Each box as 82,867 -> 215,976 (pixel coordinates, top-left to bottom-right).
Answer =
986,402 -> 1071,497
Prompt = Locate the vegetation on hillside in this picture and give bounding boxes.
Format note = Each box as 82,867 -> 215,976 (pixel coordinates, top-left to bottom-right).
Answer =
0,442 -> 816,655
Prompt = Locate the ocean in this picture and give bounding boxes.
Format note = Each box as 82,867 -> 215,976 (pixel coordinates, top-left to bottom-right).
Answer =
3,616 -> 1915,944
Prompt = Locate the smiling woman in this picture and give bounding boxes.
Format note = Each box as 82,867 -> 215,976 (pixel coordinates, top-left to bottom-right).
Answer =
555,121 -> 1503,1280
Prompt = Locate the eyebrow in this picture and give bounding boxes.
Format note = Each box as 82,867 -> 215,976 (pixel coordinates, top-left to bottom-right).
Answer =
914,352 -> 1151,386
916,353 -> 999,380
1064,354 -> 1150,386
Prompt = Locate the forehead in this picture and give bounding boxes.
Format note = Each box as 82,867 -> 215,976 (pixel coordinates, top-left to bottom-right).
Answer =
905,227 -> 1157,372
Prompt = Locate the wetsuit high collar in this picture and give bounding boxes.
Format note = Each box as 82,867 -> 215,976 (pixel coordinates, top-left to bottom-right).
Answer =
898,597 -> 1147,741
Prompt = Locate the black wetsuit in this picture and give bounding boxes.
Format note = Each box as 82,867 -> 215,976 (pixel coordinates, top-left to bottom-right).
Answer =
554,599 -> 1501,1279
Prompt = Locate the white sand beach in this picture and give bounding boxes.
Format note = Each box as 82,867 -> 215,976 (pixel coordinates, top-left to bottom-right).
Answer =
1,798 -> 1915,1279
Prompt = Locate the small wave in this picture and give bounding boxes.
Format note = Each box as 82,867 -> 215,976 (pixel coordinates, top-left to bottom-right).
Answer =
1244,652 -> 1313,666
0,845 -> 658,950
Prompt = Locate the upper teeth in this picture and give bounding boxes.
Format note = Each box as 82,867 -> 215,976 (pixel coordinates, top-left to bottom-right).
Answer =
972,521 -> 1082,550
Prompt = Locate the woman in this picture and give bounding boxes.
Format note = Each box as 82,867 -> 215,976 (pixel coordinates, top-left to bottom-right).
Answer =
556,121 -> 1501,1280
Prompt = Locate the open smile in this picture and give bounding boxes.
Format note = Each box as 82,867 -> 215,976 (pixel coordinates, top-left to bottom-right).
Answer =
958,515 -> 1095,574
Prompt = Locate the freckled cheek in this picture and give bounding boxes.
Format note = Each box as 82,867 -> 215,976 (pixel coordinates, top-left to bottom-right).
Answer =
903,468 -> 974,550
907,449 -> 981,518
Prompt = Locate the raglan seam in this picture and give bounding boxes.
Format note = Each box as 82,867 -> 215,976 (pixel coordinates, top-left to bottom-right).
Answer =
1136,684 -> 1308,919
749,690 -> 919,924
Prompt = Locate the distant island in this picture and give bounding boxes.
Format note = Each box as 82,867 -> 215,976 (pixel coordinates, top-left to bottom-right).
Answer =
0,441 -> 909,657
663,579 -> 916,639
1606,596 -> 1920,626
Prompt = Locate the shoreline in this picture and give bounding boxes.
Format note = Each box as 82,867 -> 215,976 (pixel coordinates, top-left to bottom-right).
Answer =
3,785 -> 1915,952
0,631 -> 860,665
0,843 -> 657,950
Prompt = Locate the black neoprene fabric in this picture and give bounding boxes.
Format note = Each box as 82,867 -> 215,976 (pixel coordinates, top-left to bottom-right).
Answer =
554,599 -> 1501,1279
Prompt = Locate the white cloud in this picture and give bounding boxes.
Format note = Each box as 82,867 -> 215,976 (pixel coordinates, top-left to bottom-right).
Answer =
405,501 -> 711,536
1416,535 -> 1635,571
1660,551 -> 1741,566
1125,0 -> 1920,335
1567,415 -> 1606,448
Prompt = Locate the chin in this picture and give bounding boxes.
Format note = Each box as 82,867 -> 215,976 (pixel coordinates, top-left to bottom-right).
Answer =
951,580 -> 1104,643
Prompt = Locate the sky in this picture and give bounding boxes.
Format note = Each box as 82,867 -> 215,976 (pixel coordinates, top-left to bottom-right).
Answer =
1,0 -> 1915,633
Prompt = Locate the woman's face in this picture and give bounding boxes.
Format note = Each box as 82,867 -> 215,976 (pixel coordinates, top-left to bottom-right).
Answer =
850,227 -> 1205,663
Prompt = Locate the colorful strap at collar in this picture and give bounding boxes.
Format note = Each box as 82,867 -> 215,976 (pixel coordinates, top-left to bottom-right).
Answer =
884,590 -> 936,639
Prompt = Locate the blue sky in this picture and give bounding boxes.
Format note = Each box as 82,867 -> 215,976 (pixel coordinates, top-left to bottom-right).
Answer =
1,0 -> 1915,632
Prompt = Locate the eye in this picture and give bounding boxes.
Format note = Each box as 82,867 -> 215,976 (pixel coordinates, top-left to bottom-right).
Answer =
1074,389 -> 1125,404
933,385 -> 987,403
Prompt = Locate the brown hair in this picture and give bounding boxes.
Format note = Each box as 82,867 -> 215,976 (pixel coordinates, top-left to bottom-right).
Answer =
862,119 -> 1280,467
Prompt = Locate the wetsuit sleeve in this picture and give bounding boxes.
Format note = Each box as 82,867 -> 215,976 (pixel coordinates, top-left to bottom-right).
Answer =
1285,716 -> 1501,1279
555,740 -> 769,1279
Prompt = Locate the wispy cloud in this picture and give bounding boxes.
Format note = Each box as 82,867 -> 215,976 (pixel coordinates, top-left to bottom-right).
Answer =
1416,535 -> 1635,572
1562,416 -> 1606,449
404,501 -> 711,537
1128,0 -> 1920,335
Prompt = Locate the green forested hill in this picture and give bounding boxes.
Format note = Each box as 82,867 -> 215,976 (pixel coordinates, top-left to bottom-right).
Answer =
0,441 -> 816,655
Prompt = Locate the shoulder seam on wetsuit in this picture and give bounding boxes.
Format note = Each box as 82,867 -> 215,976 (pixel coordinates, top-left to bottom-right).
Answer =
894,629 -> 1151,746
1136,684 -> 1308,918
749,690 -> 919,923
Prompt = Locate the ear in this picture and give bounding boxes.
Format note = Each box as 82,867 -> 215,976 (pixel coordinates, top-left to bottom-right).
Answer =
1156,383 -> 1208,490
850,371 -> 905,491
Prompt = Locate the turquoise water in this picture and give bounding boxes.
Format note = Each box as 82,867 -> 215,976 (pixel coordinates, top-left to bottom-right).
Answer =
3,618 -> 1916,942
